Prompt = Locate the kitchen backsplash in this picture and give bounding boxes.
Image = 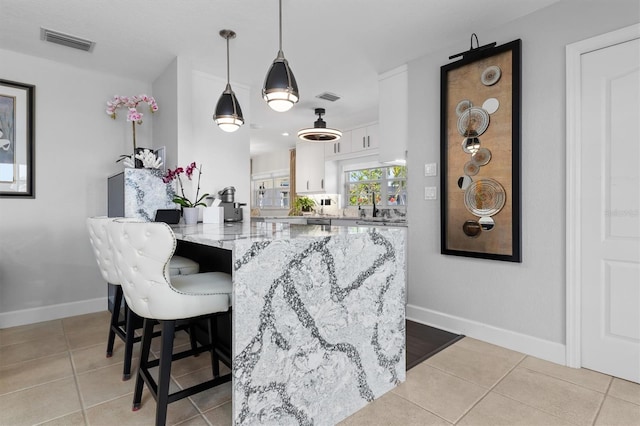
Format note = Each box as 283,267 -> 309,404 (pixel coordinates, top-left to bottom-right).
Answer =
301,194 -> 406,219
305,194 -> 341,215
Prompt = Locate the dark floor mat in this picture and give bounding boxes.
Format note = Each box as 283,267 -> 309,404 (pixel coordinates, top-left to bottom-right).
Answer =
406,320 -> 464,370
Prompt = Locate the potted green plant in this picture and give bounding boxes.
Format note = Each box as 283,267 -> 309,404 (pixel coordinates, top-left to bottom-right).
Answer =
291,196 -> 315,215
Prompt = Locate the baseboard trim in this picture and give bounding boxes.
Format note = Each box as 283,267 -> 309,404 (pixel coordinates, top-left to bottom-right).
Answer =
0,297 -> 107,328
406,304 -> 567,366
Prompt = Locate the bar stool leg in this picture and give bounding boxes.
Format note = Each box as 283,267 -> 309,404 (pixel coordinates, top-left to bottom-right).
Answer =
156,320 -> 176,426
188,323 -> 199,356
122,304 -> 136,380
133,318 -> 154,411
106,285 -> 123,357
208,316 -> 220,378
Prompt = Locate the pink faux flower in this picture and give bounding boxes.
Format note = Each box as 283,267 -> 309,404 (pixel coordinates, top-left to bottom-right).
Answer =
162,162 -> 206,207
185,162 -> 197,179
105,94 -> 158,120
127,108 -> 142,123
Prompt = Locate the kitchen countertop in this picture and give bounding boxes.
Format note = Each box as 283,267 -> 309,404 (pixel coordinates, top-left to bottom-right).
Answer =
171,221 -> 405,250
251,215 -> 408,226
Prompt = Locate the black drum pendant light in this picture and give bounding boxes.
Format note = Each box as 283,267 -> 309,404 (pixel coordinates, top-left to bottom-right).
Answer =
262,0 -> 299,112
298,108 -> 342,142
213,29 -> 244,132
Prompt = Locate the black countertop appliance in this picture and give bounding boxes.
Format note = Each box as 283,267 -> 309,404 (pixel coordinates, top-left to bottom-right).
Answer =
218,186 -> 246,222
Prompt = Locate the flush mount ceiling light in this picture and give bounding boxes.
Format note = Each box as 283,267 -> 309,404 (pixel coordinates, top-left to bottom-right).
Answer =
298,108 -> 342,142
213,29 -> 244,133
262,0 -> 299,112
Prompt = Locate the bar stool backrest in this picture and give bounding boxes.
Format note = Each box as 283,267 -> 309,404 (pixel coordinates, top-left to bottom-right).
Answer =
107,220 -> 186,320
87,216 -> 121,285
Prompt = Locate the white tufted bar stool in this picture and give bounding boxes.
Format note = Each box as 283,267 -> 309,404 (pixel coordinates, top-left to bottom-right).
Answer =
107,219 -> 233,426
86,216 -> 201,380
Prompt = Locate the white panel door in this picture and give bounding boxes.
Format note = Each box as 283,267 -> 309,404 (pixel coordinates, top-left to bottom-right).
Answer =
580,37 -> 640,383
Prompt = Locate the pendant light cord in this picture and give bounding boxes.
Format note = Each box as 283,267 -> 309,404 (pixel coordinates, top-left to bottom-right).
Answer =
226,35 -> 230,85
278,0 -> 283,53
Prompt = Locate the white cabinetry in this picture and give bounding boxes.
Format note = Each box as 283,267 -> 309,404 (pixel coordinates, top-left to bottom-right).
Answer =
351,124 -> 379,153
378,65 -> 408,164
324,131 -> 352,159
296,142 -> 325,193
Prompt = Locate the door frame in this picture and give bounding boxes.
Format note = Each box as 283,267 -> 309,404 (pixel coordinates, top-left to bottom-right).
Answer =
566,23 -> 640,369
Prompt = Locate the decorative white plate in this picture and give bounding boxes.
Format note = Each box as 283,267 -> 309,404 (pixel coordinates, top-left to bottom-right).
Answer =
481,65 -> 501,86
461,137 -> 481,154
464,161 -> 480,176
479,216 -> 495,231
457,107 -> 490,137
455,99 -> 473,117
471,147 -> 492,166
464,178 -> 506,217
482,98 -> 500,114
457,175 -> 473,190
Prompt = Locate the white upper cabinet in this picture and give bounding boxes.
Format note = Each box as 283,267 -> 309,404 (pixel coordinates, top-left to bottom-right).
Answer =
296,142 -> 326,193
378,65 -> 408,164
325,130 -> 352,159
351,123 -> 379,153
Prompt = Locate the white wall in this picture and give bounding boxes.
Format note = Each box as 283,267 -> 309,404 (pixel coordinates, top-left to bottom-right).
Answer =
251,149 -> 290,176
152,60 -> 251,208
406,0 -> 639,364
152,58 -> 179,168
0,50 -> 250,327
0,49 -> 152,326
179,68 -> 251,207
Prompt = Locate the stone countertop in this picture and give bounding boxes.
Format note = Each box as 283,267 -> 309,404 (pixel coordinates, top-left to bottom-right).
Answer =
251,215 -> 408,225
171,221 -> 405,250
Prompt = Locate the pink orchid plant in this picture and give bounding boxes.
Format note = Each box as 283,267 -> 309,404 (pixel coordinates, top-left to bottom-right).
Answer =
106,94 -> 158,153
163,162 -> 209,208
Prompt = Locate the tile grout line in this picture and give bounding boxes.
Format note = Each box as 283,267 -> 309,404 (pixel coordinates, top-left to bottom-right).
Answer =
452,353 -> 527,424
62,318 -> 91,426
515,363 -> 613,394
390,392 -> 454,425
590,376 -> 614,426
391,340 -> 479,425
490,357 -> 606,426
0,353 -> 75,398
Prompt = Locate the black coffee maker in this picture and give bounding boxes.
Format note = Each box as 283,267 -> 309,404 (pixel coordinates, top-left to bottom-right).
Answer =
218,186 -> 246,222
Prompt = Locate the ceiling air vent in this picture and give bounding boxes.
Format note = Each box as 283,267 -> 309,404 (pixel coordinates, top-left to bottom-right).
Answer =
40,28 -> 95,52
315,92 -> 341,102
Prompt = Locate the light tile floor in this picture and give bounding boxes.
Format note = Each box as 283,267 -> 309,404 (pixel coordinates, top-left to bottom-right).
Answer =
1,312 -> 639,425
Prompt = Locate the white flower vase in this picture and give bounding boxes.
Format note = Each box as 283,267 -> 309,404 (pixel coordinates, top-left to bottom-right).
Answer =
182,207 -> 199,225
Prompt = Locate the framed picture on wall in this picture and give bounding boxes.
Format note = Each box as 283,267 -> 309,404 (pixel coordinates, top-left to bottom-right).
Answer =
0,79 -> 35,198
440,39 -> 522,262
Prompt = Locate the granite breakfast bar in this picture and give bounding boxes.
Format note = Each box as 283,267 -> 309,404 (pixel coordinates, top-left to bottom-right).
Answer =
171,222 -> 407,425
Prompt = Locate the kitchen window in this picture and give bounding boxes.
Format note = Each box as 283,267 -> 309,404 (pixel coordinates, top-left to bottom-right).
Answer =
252,175 -> 290,209
345,165 -> 407,207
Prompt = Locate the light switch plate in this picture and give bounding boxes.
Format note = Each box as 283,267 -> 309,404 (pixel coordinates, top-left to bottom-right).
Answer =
424,163 -> 437,177
424,186 -> 437,200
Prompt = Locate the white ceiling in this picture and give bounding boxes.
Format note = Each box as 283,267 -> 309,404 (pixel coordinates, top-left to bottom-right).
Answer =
0,0 -> 559,156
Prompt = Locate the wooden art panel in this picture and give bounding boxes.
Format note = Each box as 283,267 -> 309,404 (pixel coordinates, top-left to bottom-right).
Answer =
440,39 -> 521,262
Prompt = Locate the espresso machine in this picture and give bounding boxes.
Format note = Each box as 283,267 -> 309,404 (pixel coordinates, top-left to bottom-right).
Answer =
218,186 -> 246,222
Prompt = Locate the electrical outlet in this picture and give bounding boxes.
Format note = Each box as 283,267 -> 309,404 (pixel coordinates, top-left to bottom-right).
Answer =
424,186 -> 437,200
424,163 -> 437,177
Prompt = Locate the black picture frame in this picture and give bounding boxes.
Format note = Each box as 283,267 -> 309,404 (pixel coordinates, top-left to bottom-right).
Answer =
0,79 -> 35,198
440,39 -> 521,262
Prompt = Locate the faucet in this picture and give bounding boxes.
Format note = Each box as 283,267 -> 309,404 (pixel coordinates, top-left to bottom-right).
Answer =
372,191 -> 380,218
